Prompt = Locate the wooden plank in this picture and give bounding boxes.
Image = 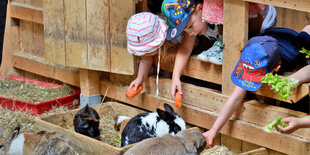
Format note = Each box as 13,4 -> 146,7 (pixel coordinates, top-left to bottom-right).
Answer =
275,7 -> 310,31
12,54 -> 80,87
222,0 -> 248,95
33,0 -> 42,8
54,67 -> 80,87
110,0 -> 136,75
100,80 -> 310,155
35,119 -> 122,155
20,20 -> 34,56
241,141 -> 268,155
142,77 -> 310,140
86,0 -> 110,71
221,134 -> 242,154
13,53 -> 55,78
10,1 -> 43,24
79,69 -> 100,96
255,83 -> 309,103
33,23 -> 44,58
244,0 -> 310,13
64,0 -> 88,68
43,0 -> 66,65
156,43 -> 222,85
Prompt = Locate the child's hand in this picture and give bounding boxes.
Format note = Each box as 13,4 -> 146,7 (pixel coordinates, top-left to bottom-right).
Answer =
129,77 -> 143,91
203,130 -> 216,149
171,77 -> 182,100
276,117 -> 301,134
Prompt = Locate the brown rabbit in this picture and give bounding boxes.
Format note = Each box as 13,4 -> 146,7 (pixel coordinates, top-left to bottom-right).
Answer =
124,129 -> 206,155
114,115 -> 131,135
0,126 -> 77,155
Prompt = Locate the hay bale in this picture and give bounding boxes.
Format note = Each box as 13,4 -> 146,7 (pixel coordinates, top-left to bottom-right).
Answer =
201,145 -> 235,155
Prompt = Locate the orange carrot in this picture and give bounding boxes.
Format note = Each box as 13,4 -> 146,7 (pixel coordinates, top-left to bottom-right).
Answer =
126,86 -> 143,100
206,138 -> 215,149
175,92 -> 182,107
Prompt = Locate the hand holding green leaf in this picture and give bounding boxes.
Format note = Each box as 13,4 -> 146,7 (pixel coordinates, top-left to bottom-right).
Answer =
264,118 -> 287,133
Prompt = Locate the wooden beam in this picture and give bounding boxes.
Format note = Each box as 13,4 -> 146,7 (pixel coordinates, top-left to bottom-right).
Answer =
255,83 -> 309,103
12,54 -> 80,87
155,43 -> 222,85
244,0 -> 310,13
100,80 -> 310,155
142,77 -> 310,139
222,0 -> 248,95
79,69 -> 100,96
10,1 -> 43,24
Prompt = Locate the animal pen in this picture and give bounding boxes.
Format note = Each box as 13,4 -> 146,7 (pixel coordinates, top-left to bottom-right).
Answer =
2,0 -> 310,154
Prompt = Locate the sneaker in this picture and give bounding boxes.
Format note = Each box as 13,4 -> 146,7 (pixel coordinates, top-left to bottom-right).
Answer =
198,40 -> 223,65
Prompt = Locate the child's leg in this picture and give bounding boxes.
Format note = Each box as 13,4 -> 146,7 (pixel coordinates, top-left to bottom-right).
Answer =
249,12 -> 263,38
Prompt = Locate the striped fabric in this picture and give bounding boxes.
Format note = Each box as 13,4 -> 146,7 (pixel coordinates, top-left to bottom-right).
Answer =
127,12 -> 167,56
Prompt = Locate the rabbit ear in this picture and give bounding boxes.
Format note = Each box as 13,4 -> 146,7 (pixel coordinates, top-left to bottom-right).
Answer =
8,127 -> 20,142
156,108 -> 169,120
163,103 -> 176,115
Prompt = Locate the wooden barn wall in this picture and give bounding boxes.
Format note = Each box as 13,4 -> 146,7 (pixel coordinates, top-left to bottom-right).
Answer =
275,7 -> 310,31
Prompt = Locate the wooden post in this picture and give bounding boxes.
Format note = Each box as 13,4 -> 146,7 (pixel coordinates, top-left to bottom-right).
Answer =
79,69 -> 101,107
86,0 -> 110,71
110,0 -> 136,75
222,0 -> 248,95
44,0 -> 66,65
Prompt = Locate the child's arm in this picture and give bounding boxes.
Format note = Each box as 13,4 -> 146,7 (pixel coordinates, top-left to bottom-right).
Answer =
288,65 -> 310,86
171,33 -> 196,99
276,117 -> 310,134
203,86 -> 247,147
129,56 -> 153,90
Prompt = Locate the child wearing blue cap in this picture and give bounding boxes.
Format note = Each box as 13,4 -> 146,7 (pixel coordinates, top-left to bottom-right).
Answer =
203,25 -> 310,146
161,0 -> 272,99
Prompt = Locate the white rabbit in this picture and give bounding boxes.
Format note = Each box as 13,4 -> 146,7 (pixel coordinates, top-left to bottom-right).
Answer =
124,129 -> 206,155
121,103 -> 186,146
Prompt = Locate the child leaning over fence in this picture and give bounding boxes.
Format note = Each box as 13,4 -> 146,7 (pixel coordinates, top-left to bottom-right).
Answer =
203,25 -> 310,146
127,12 -> 167,96
275,25 -> 310,134
161,0 -> 273,100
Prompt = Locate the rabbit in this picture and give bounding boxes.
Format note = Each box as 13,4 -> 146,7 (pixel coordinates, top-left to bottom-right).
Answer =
74,104 -> 100,138
124,129 -> 206,155
114,115 -> 131,135
121,103 -> 186,147
0,126 -> 77,155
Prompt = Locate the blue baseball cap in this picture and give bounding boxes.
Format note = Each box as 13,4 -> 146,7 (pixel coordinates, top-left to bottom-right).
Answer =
161,0 -> 196,40
231,36 -> 280,91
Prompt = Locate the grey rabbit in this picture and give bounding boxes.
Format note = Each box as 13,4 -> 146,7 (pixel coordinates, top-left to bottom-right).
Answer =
0,126 -> 77,155
124,129 -> 207,155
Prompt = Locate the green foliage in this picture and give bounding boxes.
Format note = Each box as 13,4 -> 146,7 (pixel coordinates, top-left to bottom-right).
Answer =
261,73 -> 298,101
114,136 -> 121,142
299,47 -> 310,58
263,118 -> 287,133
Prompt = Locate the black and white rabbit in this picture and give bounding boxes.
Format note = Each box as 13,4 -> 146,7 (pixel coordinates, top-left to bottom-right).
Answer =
121,103 -> 186,146
73,104 -> 100,138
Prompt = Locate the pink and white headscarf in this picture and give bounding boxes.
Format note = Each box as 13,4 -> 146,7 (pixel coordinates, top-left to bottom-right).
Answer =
127,12 -> 168,96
